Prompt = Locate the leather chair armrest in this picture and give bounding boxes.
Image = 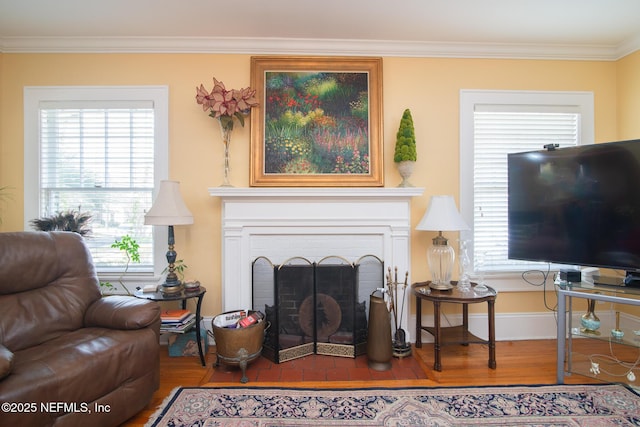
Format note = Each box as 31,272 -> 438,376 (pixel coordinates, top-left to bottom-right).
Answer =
85,295 -> 161,330
0,344 -> 14,380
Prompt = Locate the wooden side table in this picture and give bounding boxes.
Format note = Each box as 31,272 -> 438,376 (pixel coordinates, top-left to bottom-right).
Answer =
134,286 -> 207,366
413,281 -> 497,372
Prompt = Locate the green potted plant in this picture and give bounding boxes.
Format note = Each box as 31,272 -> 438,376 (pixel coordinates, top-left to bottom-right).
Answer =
110,235 -> 140,295
100,235 -> 142,296
394,109 -> 417,187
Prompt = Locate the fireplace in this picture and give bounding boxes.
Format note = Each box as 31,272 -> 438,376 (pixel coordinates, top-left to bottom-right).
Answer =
208,187 -> 423,343
253,255 -> 383,363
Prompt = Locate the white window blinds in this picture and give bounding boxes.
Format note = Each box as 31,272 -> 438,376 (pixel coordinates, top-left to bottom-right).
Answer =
472,110 -> 579,271
39,102 -> 155,271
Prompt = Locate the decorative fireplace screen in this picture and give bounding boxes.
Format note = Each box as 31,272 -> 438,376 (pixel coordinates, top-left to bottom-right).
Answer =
252,255 -> 384,363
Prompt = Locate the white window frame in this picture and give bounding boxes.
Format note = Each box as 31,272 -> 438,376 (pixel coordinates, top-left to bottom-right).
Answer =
24,86 -> 169,287
460,90 -> 594,290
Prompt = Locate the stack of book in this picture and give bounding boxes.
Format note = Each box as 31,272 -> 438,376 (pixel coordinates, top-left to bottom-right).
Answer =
160,309 -> 196,334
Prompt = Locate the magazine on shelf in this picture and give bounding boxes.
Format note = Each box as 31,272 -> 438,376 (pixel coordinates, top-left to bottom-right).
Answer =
160,309 -> 191,324
160,313 -> 196,333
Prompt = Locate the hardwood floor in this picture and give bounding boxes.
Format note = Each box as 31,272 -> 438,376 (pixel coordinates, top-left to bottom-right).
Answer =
122,339 -> 600,426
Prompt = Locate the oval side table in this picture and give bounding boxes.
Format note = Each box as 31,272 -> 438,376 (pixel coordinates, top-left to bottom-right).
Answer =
412,281 -> 497,372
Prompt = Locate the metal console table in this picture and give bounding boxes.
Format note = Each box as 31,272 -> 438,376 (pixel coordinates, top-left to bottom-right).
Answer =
556,281 -> 640,384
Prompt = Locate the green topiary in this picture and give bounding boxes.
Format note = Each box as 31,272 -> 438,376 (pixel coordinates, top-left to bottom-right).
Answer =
394,109 -> 417,162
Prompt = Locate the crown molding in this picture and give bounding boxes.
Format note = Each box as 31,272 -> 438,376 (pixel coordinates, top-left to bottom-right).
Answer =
616,33 -> 640,59
0,36 -> 637,61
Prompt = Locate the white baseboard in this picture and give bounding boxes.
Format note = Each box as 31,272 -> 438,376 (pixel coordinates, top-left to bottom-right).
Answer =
410,311 -> 560,343
203,312 -> 562,345
182,311 -> 637,346
202,316 -> 215,344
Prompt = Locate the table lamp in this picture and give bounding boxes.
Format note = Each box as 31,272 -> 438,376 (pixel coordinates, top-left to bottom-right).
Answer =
416,195 -> 469,290
144,180 -> 193,292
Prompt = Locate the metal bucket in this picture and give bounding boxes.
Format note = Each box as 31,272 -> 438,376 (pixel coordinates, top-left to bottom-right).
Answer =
366,290 -> 392,371
212,311 -> 266,383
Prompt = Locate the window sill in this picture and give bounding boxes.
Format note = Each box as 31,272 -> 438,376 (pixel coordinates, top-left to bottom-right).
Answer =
479,271 -> 556,292
98,273 -> 162,296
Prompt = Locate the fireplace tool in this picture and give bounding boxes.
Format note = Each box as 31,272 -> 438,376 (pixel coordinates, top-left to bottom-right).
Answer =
387,267 -> 412,358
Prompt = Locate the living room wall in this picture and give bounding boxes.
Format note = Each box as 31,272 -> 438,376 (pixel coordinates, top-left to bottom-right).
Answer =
0,52 -> 633,327
617,50 -> 640,139
615,50 -> 640,319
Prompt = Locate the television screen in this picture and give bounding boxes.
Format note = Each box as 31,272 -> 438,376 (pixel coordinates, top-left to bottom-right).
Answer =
507,139 -> 640,279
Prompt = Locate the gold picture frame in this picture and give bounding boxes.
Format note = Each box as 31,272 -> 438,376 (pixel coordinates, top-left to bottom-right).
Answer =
250,56 -> 383,187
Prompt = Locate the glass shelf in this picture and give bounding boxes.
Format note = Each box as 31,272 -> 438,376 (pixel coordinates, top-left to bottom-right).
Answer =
568,351 -> 640,390
557,276 -> 640,297
567,333 -> 640,390
571,325 -> 640,346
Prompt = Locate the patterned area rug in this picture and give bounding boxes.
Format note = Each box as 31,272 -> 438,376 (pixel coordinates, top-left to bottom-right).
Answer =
145,384 -> 640,426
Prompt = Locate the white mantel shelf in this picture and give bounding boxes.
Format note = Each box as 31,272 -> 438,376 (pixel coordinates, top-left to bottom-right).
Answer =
208,187 -> 424,199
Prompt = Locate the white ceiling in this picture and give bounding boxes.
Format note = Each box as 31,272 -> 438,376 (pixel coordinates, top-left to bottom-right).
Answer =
1,0 -> 639,59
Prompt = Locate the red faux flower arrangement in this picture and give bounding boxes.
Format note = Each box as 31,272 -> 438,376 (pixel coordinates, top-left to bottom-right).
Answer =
196,77 -> 258,132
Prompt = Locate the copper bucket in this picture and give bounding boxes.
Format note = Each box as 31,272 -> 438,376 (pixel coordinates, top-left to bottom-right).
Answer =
212,311 -> 266,383
366,290 -> 392,371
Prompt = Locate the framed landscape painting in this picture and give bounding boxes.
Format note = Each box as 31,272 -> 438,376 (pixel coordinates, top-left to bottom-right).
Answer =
250,56 -> 383,187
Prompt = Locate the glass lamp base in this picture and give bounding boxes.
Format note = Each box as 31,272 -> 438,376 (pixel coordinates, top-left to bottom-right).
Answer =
427,240 -> 455,291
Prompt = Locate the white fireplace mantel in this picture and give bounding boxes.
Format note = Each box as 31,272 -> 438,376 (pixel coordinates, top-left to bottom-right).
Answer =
208,187 -> 424,200
208,186 -> 424,341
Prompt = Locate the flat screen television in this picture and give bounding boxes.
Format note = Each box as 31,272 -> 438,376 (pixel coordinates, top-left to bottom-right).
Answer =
507,139 -> 640,286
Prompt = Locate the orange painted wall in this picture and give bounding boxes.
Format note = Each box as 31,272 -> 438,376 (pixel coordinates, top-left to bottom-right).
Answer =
0,52 -> 628,316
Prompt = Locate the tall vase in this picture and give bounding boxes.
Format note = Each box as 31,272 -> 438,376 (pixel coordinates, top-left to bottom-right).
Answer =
611,311 -> 624,339
218,117 -> 233,187
457,239 -> 472,292
580,298 -> 601,335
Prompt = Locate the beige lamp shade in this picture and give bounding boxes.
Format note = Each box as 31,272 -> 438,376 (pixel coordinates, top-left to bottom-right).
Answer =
416,195 -> 469,232
144,180 -> 193,226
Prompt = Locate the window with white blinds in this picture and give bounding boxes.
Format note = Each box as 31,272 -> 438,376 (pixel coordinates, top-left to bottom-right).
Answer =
24,86 -> 169,276
39,103 -> 155,271
472,110 -> 579,271
460,91 -> 594,274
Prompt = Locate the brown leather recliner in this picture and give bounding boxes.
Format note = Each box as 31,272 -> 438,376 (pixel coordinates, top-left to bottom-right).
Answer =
0,231 -> 161,427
